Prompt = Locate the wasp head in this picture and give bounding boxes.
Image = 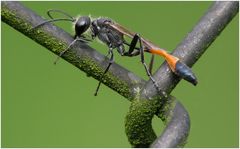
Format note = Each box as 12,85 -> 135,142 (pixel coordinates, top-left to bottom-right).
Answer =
74,16 -> 91,38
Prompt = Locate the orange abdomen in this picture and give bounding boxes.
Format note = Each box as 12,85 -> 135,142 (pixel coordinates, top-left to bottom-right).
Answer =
149,49 -> 179,72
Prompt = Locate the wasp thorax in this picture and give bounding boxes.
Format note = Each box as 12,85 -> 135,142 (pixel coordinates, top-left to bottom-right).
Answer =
90,19 -> 101,38
75,16 -> 91,37
90,18 -> 112,39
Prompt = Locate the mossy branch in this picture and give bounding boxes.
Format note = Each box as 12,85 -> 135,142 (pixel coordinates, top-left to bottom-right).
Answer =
1,1 -> 145,100
143,1 -> 239,98
150,1 -> 239,147
1,1 -> 238,148
124,1 -> 238,147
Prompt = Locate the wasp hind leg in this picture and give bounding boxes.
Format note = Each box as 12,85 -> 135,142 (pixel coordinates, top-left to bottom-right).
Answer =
129,34 -> 167,97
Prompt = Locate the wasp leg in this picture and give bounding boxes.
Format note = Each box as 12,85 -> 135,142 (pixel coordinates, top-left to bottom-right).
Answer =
94,47 -> 114,96
149,54 -> 155,75
54,37 -> 87,65
122,40 -> 140,56
124,39 -> 154,75
132,34 -> 167,97
128,35 -> 139,55
123,50 -> 140,57
123,41 -> 140,50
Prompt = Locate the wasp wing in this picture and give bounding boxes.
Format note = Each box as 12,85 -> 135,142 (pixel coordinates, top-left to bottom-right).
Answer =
106,22 -> 136,39
107,22 -> 160,50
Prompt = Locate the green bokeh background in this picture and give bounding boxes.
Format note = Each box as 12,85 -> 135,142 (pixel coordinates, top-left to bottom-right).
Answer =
2,1 -> 239,148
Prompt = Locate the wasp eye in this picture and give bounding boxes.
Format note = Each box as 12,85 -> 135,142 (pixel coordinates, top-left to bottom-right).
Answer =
75,16 -> 91,37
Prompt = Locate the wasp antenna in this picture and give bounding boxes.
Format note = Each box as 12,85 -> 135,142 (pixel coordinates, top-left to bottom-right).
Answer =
47,9 -> 75,20
32,18 -> 75,30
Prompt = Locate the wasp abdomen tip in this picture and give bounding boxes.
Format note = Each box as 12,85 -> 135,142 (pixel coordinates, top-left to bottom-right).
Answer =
192,79 -> 198,86
175,61 -> 198,86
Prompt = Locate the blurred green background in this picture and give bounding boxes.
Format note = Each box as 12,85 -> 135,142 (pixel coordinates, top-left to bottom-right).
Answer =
2,1 -> 239,148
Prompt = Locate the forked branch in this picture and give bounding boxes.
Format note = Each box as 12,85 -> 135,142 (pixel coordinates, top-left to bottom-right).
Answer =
1,1 -> 238,148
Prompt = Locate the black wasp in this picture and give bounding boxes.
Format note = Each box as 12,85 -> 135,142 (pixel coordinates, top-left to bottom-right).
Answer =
33,9 -> 198,96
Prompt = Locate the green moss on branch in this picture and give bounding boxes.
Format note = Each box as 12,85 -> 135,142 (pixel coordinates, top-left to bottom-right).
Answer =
1,5 -> 67,54
125,97 -> 161,147
73,55 -> 131,97
1,2 -> 132,98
